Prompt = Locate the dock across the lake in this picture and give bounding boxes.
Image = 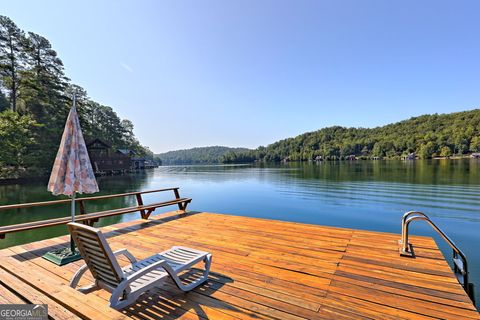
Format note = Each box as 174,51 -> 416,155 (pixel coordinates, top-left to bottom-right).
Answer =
0,211 -> 478,319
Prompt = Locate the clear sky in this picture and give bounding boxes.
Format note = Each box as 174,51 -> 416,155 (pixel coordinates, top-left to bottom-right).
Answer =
2,1 -> 479,153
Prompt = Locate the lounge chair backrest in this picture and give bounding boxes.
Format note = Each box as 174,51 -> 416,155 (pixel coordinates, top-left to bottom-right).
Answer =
68,222 -> 124,288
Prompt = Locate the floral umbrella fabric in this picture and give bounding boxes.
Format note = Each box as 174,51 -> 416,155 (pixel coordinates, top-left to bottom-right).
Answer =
47,104 -> 98,196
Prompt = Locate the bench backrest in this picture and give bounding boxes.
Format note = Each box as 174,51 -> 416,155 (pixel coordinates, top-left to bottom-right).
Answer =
68,222 -> 124,289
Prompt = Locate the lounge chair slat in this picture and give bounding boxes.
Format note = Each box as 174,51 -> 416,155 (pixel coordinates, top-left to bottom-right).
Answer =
167,249 -> 196,259
89,260 -> 120,276
161,252 -> 191,263
76,235 -> 102,247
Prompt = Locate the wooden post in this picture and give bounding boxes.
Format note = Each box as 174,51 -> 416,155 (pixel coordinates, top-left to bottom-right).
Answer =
136,193 -> 147,219
173,189 -> 185,211
79,200 -> 86,215
78,200 -> 93,225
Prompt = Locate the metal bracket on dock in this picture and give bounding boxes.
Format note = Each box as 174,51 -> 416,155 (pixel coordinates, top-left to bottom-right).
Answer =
399,211 -> 475,304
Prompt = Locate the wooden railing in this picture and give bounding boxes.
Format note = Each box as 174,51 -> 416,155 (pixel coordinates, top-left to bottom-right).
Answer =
0,188 -> 191,239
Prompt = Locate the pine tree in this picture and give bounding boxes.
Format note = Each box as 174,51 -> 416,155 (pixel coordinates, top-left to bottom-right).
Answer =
0,16 -> 27,112
23,32 -> 69,122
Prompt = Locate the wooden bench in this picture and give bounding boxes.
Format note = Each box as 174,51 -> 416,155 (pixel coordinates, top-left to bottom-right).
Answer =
0,188 -> 191,239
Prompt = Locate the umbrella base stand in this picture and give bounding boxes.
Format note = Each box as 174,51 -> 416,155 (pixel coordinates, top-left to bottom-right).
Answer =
43,247 -> 82,266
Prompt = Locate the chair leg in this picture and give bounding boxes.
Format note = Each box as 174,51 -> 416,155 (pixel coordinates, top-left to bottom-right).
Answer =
70,263 -> 100,293
172,254 -> 212,292
110,283 -> 135,310
78,282 -> 99,293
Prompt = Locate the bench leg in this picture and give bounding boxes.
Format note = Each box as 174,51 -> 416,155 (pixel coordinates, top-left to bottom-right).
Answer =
82,219 -> 97,227
177,202 -> 184,212
181,200 -> 190,213
143,208 -> 155,220
136,194 -> 147,219
173,188 -> 190,213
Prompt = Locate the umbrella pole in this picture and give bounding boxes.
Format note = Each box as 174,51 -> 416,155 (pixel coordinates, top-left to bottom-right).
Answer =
44,193 -> 81,265
70,193 -> 76,253
71,193 -> 76,223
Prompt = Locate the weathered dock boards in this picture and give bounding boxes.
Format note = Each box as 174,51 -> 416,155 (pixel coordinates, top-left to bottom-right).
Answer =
0,211 -> 478,319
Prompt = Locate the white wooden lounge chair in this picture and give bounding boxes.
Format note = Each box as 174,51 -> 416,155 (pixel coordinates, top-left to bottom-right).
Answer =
67,222 -> 212,310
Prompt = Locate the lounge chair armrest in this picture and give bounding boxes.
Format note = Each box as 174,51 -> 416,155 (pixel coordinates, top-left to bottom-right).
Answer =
110,259 -> 167,309
125,259 -> 167,282
70,263 -> 89,288
113,248 -> 137,263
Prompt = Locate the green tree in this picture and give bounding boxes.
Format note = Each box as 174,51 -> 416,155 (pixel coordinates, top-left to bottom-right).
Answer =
0,89 -> 8,111
439,146 -> 452,157
22,32 -> 68,122
361,145 -> 369,157
0,110 -> 38,168
372,142 -> 384,157
469,136 -> 480,153
0,16 -> 27,112
417,142 -> 435,159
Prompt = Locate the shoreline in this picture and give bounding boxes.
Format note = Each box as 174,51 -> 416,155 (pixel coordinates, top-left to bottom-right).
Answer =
0,176 -> 48,186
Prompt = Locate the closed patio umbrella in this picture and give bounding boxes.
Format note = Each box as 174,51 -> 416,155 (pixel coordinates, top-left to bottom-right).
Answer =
43,94 -> 99,265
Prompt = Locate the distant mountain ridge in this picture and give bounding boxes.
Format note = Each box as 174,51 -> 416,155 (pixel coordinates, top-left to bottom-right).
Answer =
220,109 -> 480,162
158,109 -> 480,164
156,146 -> 251,164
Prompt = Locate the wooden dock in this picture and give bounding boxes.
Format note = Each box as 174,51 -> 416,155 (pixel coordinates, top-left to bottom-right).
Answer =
0,211 -> 478,319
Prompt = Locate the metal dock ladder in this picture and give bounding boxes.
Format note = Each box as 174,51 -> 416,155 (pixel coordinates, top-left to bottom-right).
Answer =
398,211 -> 475,304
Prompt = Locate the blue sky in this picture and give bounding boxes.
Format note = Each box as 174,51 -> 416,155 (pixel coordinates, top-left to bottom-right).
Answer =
2,1 -> 479,153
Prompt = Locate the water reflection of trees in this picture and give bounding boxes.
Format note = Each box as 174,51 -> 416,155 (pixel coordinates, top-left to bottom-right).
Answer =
272,160 -> 480,222
280,159 -> 480,185
157,160 -> 480,186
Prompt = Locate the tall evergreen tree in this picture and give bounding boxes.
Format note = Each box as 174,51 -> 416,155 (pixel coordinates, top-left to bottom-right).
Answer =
0,16 -> 27,112
23,32 -> 68,122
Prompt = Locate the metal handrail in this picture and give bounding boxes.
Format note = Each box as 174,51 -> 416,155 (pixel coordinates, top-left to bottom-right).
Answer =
399,211 -> 474,303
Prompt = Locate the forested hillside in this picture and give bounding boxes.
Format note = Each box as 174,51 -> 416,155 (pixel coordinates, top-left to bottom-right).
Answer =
222,109 -> 480,163
157,146 -> 250,164
0,16 -> 151,178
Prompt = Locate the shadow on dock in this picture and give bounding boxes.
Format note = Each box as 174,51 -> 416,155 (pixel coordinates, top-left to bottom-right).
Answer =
123,270 -> 251,319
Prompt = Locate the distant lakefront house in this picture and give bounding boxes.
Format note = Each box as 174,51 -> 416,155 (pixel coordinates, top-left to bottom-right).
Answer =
132,157 -> 146,169
116,149 -> 136,157
402,152 -> 416,161
471,153 -> 480,159
117,149 -> 149,170
86,139 -> 158,173
86,139 -> 130,174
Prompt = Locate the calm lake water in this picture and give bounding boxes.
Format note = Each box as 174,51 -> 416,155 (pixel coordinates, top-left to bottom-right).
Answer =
1,160 -> 479,304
